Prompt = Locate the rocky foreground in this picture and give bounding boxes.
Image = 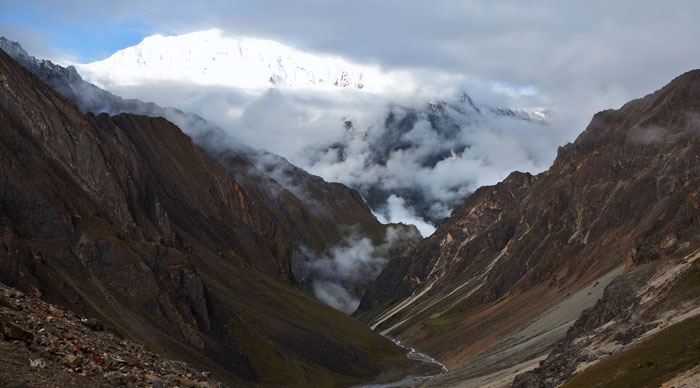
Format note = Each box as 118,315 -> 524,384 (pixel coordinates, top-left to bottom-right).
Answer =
0,281 -> 222,388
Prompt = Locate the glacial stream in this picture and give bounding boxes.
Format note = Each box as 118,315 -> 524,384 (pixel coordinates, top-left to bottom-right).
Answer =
352,337 -> 448,388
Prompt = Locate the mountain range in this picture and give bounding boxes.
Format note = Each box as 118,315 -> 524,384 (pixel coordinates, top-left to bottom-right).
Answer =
1,35 -> 699,388
357,68 -> 700,387
0,42 -> 435,386
0,36 -> 421,313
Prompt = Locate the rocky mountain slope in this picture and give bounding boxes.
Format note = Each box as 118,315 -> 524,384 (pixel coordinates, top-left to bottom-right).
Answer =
0,36 -> 422,311
1,281 -> 225,387
514,245 -> 700,387
356,70 -> 700,386
0,47 -> 434,386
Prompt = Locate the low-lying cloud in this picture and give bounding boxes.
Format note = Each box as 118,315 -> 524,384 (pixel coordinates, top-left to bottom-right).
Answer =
298,226 -> 420,313
309,236 -> 385,313
99,75 -> 565,234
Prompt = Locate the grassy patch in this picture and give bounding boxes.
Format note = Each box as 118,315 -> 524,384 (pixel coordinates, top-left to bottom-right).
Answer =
423,313 -> 461,327
226,316 -> 358,388
562,315 -> 700,388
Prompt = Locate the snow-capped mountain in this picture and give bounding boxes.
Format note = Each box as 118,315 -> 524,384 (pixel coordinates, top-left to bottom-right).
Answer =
73,29 -> 385,91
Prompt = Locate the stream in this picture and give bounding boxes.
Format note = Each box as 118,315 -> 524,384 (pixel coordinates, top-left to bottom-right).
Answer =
352,337 -> 448,388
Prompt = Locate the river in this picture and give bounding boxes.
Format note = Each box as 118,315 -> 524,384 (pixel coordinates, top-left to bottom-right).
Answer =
351,337 -> 448,388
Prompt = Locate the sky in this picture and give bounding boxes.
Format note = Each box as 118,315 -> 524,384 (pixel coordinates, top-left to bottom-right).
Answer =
1,1 -> 698,130
2,2 -> 698,73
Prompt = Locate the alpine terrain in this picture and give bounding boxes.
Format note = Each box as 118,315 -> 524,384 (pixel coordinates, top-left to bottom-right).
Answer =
357,69 -> 700,387
1,24 -> 699,388
69,30 -> 556,232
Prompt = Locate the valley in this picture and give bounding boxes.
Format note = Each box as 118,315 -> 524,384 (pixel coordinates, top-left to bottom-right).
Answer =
1,9 -> 700,387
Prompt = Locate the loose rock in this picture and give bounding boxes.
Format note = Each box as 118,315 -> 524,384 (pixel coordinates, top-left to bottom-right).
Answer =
0,282 -> 226,387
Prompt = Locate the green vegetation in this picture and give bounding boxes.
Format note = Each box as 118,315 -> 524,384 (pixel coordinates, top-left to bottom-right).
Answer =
218,266 -> 420,387
563,315 -> 700,388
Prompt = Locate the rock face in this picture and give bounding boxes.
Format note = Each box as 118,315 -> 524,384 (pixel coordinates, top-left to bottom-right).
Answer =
357,70 -> 700,380
0,48 -> 423,386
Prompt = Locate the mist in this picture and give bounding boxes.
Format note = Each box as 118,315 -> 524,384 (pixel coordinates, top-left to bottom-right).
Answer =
297,226 -> 421,313
93,73 -> 565,234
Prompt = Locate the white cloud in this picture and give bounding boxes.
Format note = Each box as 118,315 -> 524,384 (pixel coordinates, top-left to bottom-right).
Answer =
303,235 -> 386,313
313,281 -> 359,314
376,195 -> 436,238
83,38 -> 564,230
298,226 -> 421,312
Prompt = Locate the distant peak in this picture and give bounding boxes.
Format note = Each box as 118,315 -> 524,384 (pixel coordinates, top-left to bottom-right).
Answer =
72,30 -> 386,91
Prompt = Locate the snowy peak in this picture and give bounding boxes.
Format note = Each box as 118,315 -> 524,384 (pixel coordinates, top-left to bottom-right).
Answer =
74,29 -> 383,91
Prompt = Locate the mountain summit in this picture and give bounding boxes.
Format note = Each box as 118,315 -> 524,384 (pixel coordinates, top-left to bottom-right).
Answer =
74,29 -> 382,90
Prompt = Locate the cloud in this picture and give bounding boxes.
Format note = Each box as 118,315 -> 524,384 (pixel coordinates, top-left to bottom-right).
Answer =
8,1 -> 700,238
376,195 -> 436,237
92,63 -> 564,230
9,2 -> 700,106
312,281 -> 359,314
298,226 -> 421,313
302,235 -> 385,313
